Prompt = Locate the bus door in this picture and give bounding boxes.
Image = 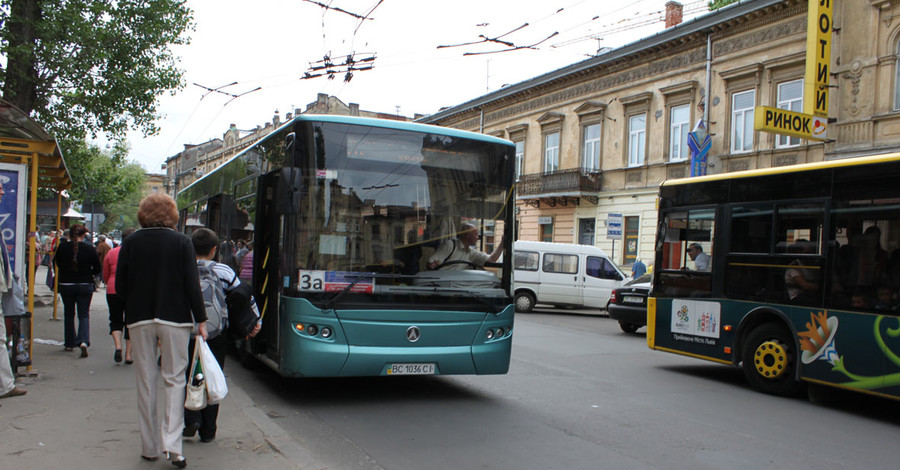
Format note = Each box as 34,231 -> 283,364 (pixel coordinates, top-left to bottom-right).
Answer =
251,170 -> 281,360
255,167 -> 301,361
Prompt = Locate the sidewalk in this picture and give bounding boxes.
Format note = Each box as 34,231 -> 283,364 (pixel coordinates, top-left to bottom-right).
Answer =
0,265 -> 302,469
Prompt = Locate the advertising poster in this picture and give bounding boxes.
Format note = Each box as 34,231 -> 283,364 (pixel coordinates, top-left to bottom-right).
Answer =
0,163 -> 27,279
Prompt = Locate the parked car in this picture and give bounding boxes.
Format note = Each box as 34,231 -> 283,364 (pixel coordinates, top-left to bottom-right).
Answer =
606,273 -> 651,333
513,241 -> 628,312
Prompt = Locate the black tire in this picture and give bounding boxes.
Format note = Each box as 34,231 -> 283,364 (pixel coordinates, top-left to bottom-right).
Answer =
515,292 -> 535,313
619,321 -> 640,334
741,323 -> 804,397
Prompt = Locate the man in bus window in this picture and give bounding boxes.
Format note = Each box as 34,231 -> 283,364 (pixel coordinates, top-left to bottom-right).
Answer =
687,243 -> 710,271
427,223 -> 504,271
785,240 -> 819,304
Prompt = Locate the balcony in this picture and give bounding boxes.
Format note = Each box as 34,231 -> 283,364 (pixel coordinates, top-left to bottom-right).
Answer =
517,168 -> 601,196
517,168 -> 601,207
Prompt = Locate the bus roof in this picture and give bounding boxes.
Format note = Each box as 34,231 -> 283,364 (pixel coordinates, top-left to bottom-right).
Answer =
661,152 -> 900,187
179,114 -> 513,197
292,114 -> 514,146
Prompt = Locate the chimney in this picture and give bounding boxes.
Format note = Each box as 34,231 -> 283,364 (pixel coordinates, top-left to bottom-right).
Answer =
665,1 -> 683,28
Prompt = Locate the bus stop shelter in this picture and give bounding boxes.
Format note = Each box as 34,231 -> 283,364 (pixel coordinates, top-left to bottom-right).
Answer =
0,99 -> 72,372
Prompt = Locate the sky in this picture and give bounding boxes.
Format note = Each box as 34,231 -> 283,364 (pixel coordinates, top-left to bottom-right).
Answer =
118,0 -> 712,173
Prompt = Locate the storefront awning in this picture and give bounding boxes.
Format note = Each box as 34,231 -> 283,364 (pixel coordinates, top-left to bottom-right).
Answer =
62,207 -> 84,218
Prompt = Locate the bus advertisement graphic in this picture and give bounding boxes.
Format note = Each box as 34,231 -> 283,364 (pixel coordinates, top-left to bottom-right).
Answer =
671,300 -> 720,343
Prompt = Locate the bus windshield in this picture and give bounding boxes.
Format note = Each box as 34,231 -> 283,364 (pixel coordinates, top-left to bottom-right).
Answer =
288,121 -> 513,310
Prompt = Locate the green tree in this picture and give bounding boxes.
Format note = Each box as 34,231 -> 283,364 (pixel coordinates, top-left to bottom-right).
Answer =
64,139 -> 145,230
708,0 -> 739,9
0,0 -> 193,143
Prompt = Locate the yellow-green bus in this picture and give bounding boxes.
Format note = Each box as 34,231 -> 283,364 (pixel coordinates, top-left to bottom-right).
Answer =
649,153 -> 900,399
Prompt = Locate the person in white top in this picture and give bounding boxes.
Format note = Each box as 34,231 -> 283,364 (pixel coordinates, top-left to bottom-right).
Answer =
687,243 -> 711,271
427,223 -> 504,271
0,180 -> 27,400
183,228 -> 260,445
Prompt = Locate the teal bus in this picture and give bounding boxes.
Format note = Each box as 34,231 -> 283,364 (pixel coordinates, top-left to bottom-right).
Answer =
649,153 -> 900,399
178,115 -> 516,377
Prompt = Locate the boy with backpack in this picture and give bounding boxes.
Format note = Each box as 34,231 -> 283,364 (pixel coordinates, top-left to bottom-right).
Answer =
183,228 -> 261,443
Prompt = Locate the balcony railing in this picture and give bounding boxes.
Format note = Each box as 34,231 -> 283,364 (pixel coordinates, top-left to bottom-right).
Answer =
517,168 -> 602,197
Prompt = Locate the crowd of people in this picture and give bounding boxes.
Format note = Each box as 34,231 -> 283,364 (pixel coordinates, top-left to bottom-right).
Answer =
3,193 -> 260,468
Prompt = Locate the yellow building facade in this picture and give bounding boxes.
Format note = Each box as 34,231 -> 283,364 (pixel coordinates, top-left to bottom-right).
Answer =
423,0 -> 900,269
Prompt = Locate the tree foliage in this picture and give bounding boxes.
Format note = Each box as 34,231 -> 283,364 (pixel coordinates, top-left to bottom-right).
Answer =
708,0 -> 739,9
63,138 -> 145,212
0,0 -> 194,143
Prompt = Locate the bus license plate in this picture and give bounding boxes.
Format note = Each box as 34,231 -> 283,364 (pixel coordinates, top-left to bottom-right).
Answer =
387,363 -> 435,375
623,296 -> 644,304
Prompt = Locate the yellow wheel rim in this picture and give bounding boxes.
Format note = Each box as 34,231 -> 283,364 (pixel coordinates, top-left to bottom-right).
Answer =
753,340 -> 788,379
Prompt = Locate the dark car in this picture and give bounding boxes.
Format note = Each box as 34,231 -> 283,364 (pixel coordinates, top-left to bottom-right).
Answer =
606,274 -> 651,334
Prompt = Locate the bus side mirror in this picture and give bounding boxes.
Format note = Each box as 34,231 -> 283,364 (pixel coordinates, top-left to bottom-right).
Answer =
275,167 -> 302,214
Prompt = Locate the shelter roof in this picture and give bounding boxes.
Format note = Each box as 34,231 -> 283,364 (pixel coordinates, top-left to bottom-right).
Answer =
0,99 -> 71,190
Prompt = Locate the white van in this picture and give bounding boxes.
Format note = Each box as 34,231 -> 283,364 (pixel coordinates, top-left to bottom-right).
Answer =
513,241 -> 628,312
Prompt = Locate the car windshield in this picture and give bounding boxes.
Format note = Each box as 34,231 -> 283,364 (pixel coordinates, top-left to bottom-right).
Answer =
627,273 -> 652,286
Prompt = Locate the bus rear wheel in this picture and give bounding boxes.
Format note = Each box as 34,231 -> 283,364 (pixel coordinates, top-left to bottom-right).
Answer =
741,323 -> 804,397
515,292 -> 535,313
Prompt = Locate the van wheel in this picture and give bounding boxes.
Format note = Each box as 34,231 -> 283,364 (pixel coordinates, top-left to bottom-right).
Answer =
619,322 -> 640,334
515,292 -> 535,313
741,323 -> 804,397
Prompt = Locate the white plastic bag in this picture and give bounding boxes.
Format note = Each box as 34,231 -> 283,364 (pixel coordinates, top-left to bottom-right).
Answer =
199,339 -> 228,404
184,342 -> 207,411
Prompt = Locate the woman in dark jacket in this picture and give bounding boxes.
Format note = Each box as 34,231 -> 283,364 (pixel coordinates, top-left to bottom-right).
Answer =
116,193 -> 207,467
54,224 -> 101,357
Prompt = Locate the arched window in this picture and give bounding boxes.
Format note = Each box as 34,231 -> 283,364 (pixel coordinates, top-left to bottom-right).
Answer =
895,39 -> 900,110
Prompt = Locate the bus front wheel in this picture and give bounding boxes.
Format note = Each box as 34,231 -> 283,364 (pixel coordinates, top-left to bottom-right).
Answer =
515,292 -> 535,313
741,323 -> 804,397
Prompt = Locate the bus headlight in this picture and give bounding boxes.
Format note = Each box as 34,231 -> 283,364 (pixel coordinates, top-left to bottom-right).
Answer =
320,327 -> 333,338
486,329 -> 495,340
307,324 -> 318,336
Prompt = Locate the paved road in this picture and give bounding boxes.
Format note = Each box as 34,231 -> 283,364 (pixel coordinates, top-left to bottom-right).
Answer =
229,310 -> 900,470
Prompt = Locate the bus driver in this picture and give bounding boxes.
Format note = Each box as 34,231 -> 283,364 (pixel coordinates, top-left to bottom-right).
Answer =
428,224 -> 504,271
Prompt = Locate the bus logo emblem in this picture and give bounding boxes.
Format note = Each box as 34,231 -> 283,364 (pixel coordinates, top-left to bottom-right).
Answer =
407,326 -> 421,343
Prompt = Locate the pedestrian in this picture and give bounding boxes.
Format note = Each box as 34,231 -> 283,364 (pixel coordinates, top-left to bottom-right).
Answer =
0,179 -> 27,401
103,228 -> 134,364
54,224 -> 101,358
115,193 -> 207,467
632,259 -> 646,278
184,228 -> 260,443
239,240 -> 253,281
96,234 -> 111,286
234,240 -> 248,266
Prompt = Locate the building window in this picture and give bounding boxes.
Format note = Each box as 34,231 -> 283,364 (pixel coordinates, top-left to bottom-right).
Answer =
776,79 -> 803,148
540,221 -> 553,242
544,132 -> 560,173
895,39 -> 900,110
669,104 -> 690,161
624,216 -> 639,264
628,114 -> 646,166
731,89 -> 755,153
582,123 -> 602,171
515,140 -> 524,180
